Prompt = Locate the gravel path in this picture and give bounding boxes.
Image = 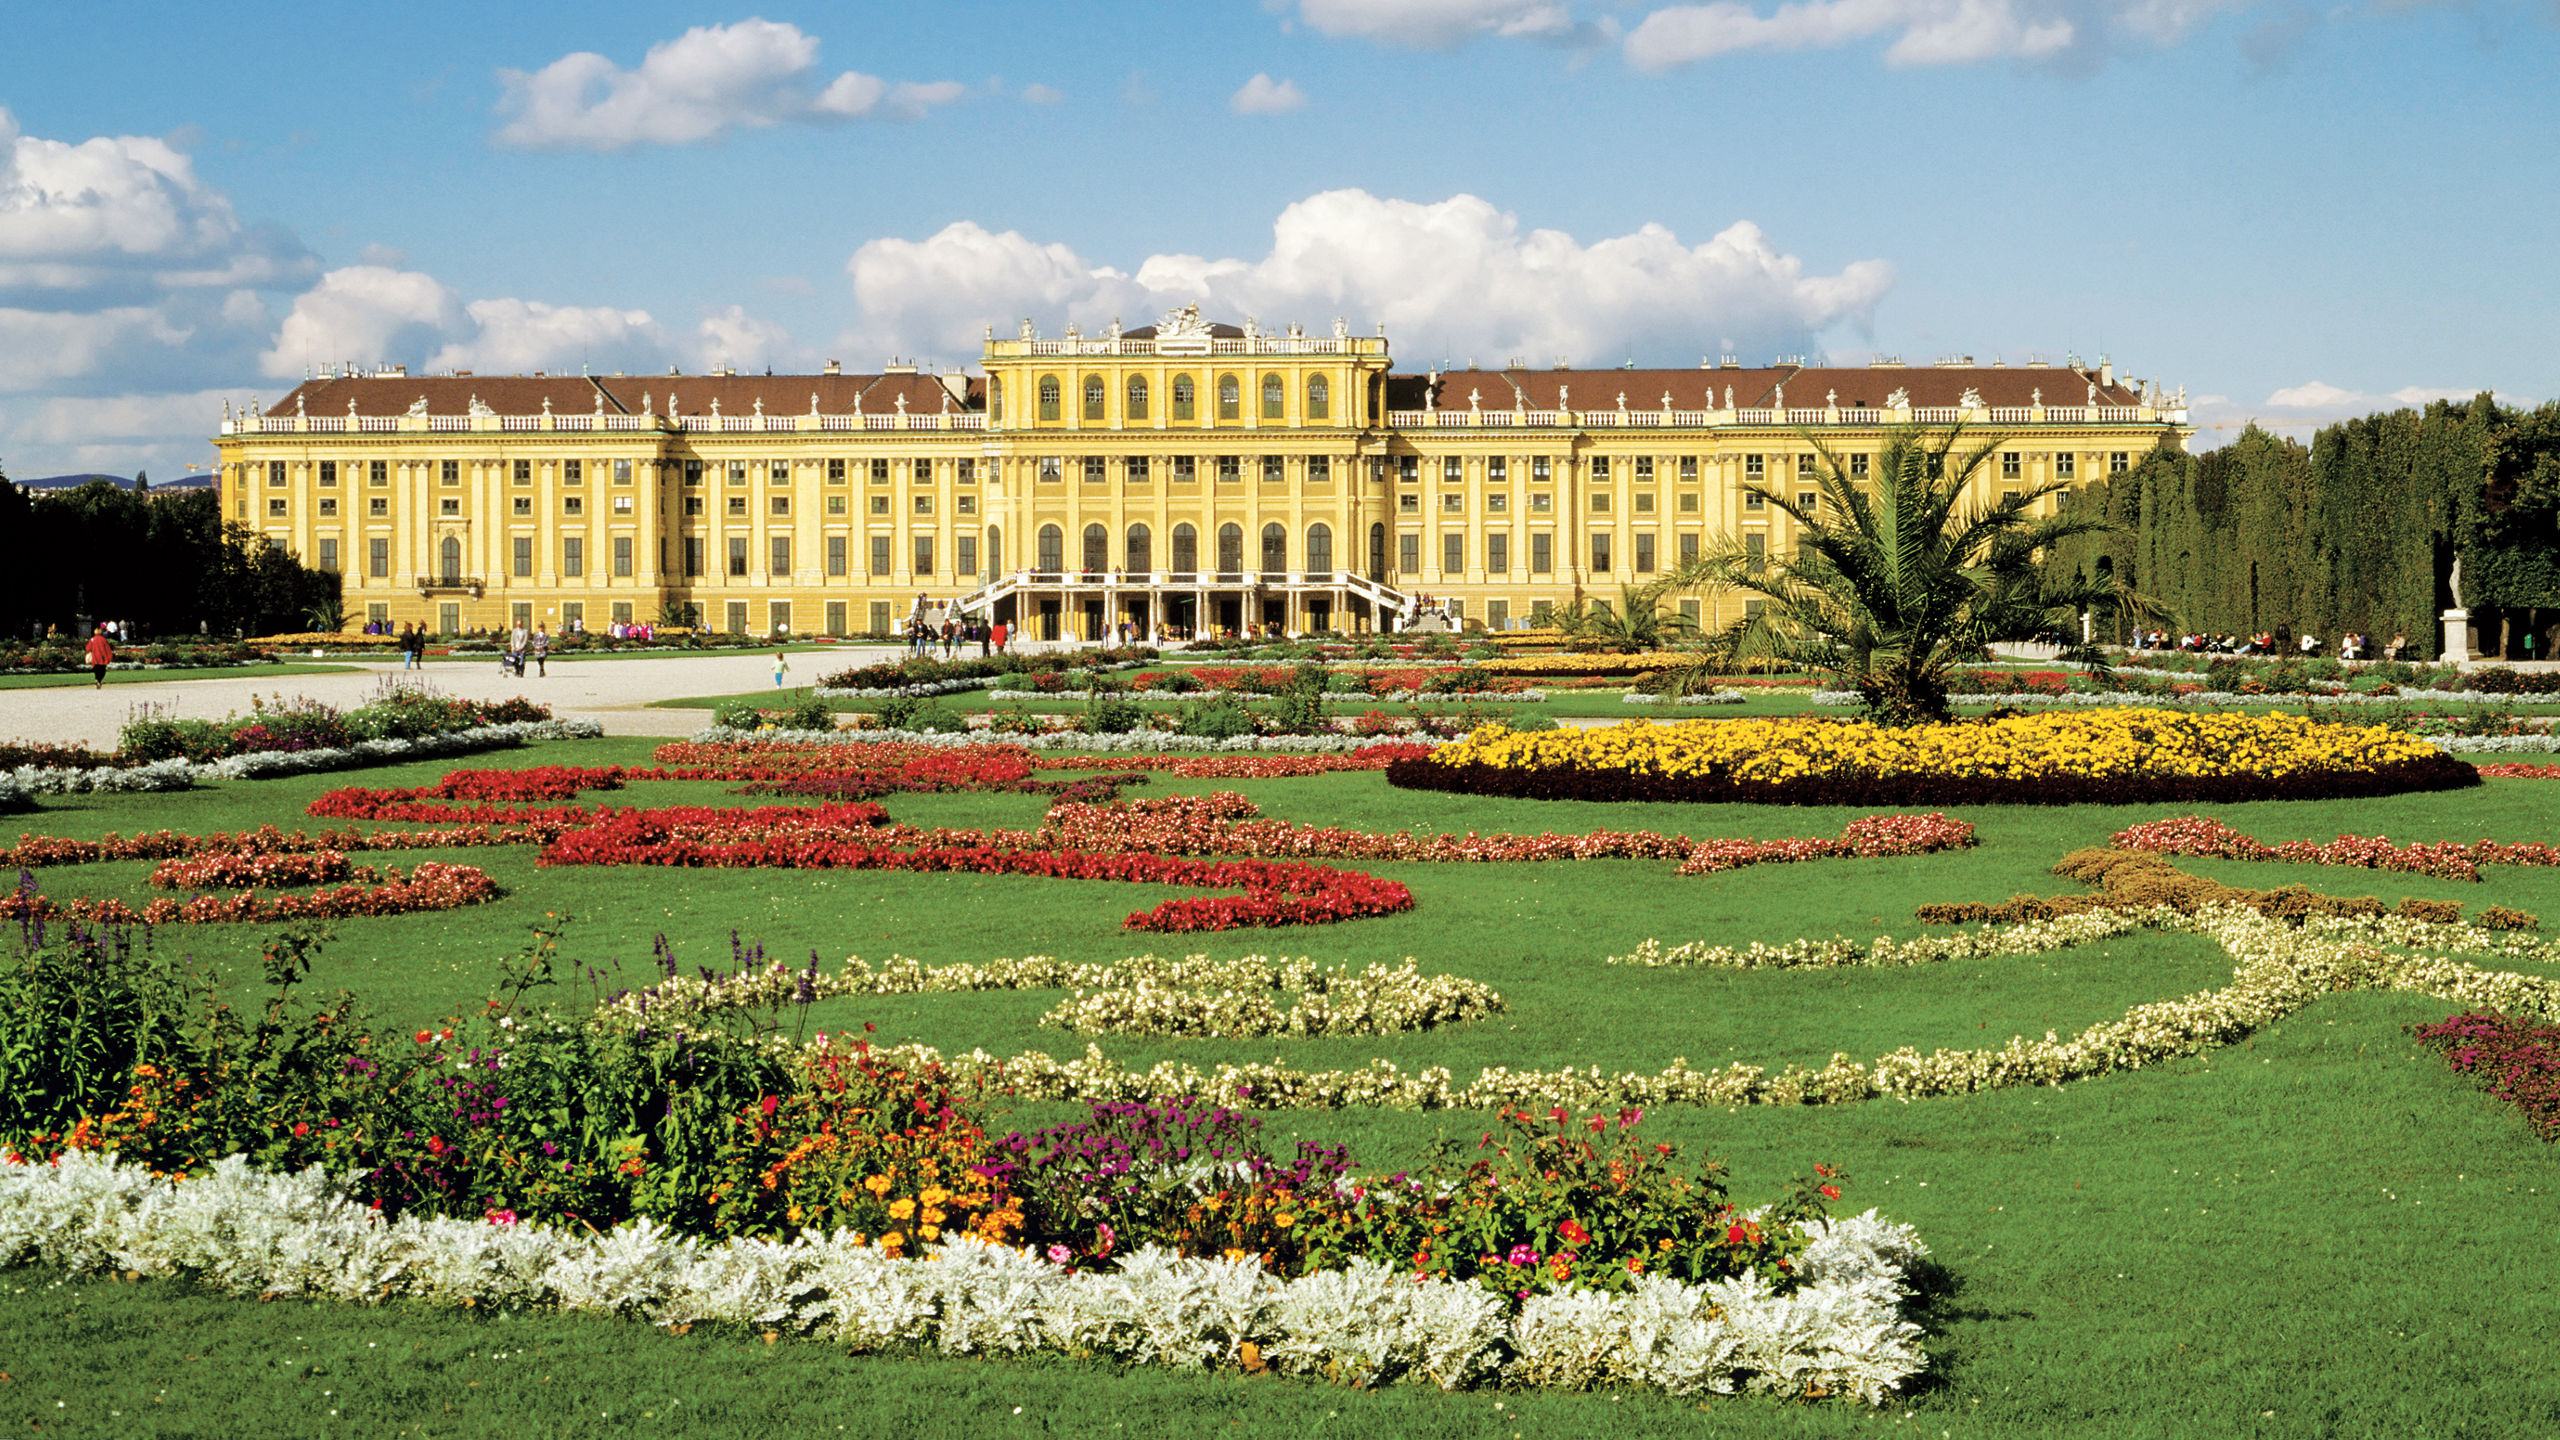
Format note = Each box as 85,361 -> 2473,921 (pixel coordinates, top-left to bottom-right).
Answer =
0,647 -> 912,749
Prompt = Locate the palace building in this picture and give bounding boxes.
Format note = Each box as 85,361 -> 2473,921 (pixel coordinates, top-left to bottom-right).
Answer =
216,305 -> 2191,639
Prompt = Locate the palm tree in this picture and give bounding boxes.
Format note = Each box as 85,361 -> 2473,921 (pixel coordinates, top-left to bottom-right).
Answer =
1555,580 -> 1698,654
1673,424 -> 2133,726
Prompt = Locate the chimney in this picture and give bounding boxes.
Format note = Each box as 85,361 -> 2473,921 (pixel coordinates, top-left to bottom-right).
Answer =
823,360 -> 841,376
2099,356 -> 2114,388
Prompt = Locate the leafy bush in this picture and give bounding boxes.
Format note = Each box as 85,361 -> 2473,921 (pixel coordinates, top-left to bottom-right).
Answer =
1082,695 -> 1145,734
1178,697 -> 1260,739
2465,666 -> 2560,695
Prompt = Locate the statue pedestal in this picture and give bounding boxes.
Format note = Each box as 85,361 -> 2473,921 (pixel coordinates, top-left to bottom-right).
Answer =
2441,608 -> 2474,663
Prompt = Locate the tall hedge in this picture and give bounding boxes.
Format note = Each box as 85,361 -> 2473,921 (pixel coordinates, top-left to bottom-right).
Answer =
2055,396 -> 2560,659
0,479 -> 338,640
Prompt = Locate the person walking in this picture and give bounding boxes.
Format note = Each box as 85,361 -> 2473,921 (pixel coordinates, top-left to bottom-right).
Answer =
508,619 -> 530,678
773,649 -> 791,688
977,618 -> 991,658
84,624 -> 113,688
532,624 -> 551,677
991,619 -> 1009,654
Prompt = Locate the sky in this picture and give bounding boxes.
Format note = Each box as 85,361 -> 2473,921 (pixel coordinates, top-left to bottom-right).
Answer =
1,0 -> 2553,477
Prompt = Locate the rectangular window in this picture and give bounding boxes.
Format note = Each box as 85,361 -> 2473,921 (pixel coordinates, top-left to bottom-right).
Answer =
1591,456 -> 1611,482
1680,532 -> 1700,565
727,537 -> 748,577
826,495 -> 847,515
869,494 -> 889,515
771,536 -> 791,575
1082,456 -> 1106,483
562,537 -> 584,577
825,600 -> 847,636
913,535 -> 935,574
771,461 -> 789,485
366,603 -> 389,627
1398,492 -> 1419,514
870,535 -> 891,575
871,600 -> 892,635
723,463 -> 743,488
1677,491 -> 1698,513
771,495 -> 790,517
1850,453 -> 1870,479
563,496 -> 583,516
726,601 -> 747,635
1262,455 -> 1285,483
1441,493 -> 1464,514
1486,491 -> 1507,512
1634,492 -> 1655,514
316,539 -> 339,572
1680,598 -> 1700,629
1744,490 -> 1766,511
910,459 -> 930,485
2055,452 -> 2076,478
612,601 -> 634,626
684,536 -> 705,576
1797,454 -> 1817,478
1487,457 -> 1507,483
826,535 -> 847,576
614,536 -> 633,577
318,498 -> 338,516
438,602 -> 460,634
1487,599 -> 1510,629
768,601 -> 790,636
564,459 -> 583,485
912,494 -> 932,515
268,498 -> 288,516
367,538 -> 389,577
1744,532 -> 1766,573
440,498 -> 460,516
1487,532 -> 1509,574
512,602 -> 533,631
1443,457 -> 1463,484
513,460 -> 532,485
440,460 -> 459,485
1591,533 -> 1612,572
1443,533 -> 1465,575
514,496 -> 534,516
2002,451 -> 2022,479
1679,456 -> 1698,482
1172,455 -> 1197,483
2002,488 -> 2023,508
1531,456 -> 1550,484
1307,455 -> 1330,483
1590,492 -> 1611,513
1039,457 -> 1062,484
956,494 -> 975,515
369,460 -> 387,486
725,495 -> 746,516
562,601 -> 583,632
1635,533 -> 1656,573
512,537 -> 533,577
956,459 -> 975,485
370,497 -> 388,517
2111,451 -> 2129,473
318,461 -> 337,487
1531,600 -> 1553,627
1530,532 -> 1553,574
1635,456 -> 1654,483
1126,456 -> 1150,483
1529,492 -> 1551,514
827,458 -> 846,484
1744,454 -> 1763,480
1798,491 -> 1819,512
1399,455 -> 1419,483
684,495 -> 705,516
269,461 -> 289,487
1397,533 -> 1419,575
958,534 -> 978,575
615,459 -> 633,485
870,459 -> 890,485
1217,455 -> 1241,483
684,460 -> 703,486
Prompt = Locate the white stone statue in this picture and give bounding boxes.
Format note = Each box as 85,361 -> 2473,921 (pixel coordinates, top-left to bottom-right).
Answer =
1958,387 -> 1983,411
1885,387 -> 1908,410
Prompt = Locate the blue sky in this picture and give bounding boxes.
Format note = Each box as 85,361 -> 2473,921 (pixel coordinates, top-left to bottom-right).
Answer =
2,0 -> 2553,475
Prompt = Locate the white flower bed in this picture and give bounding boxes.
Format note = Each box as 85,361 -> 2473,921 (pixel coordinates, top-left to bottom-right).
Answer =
0,1151 -> 1929,1402
814,677 -> 1001,699
1620,691 -> 1749,706
0,773 -> 28,810
3,719 -> 604,797
2431,733 -> 2560,753
690,725 -> 1447,753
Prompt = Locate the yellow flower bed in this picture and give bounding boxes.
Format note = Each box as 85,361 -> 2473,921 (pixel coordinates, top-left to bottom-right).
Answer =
1430,710 -> 2444,782
1474,652 -> 1693,676
242,632 -> 394,647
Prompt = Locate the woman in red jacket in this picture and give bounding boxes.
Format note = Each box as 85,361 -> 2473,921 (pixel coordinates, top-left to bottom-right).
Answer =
84,626 -> 114,688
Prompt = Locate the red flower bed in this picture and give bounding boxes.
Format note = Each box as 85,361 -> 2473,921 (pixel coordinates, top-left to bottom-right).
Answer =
2112,815 -> 2560,882
148,850 -> 370,891
2412,1011 -> 2560,1140
1675,813 -> 1977,875
2478,764 -> 2560,780
2,823 -> 562,870
0,862 -> 502,927
534,813 -> 1412,932
1029,745 -> 1435,778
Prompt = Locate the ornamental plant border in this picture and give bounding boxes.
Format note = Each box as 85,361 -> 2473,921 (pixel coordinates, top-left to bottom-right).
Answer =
1385,753 -> 2482,806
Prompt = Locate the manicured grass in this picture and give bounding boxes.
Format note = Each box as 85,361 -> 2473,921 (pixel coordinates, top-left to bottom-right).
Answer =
7,736 -> 2560,1436
0,663 -> 358,689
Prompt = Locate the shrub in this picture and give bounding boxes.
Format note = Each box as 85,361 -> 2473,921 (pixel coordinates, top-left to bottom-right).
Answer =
2465,666 -> 2560,695
1082,695 -> 1145,734
116,715 -> 230,763
872,694 -> 923,729
1178,697 -> 1259,740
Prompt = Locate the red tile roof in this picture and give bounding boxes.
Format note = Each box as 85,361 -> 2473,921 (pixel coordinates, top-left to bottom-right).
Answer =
258,372 -> 987,420
1395,362 -> 2142,413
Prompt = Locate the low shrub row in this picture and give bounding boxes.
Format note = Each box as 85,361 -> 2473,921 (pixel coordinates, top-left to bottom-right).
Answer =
119,689 -> 552,763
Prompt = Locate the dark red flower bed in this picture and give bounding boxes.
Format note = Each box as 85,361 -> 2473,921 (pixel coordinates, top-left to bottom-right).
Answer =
0,861 -> 502,927
2411,1011 -> 2560,1140
1382,753 -> 2483,807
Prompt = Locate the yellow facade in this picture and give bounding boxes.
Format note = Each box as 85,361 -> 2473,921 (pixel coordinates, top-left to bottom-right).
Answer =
217,309 -> 2190,639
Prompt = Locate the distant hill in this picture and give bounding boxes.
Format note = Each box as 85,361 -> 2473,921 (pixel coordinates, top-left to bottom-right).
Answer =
16,472 -> 216,492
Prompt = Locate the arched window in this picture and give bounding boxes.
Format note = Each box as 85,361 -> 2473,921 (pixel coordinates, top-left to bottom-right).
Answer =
1172,375 -> 1196,422
1217,375 -> 1240,421
1125,376 -> 1149,420
1082,522 -> 1108,573
1126,523 -> 1152,573
1082,375 -> 1106,422
439,535 -> 462,583
1307,375 -> 1330,420
1368,522 -> 1386,581
1217,522 -> 1244,573
1261,522 -> 1287,573
1172,522 -> 1198,573
1037,524 -> 1063,572
987,525 -> 1002,573
1261,374 -> 1284,420
1305,522 -> 1333,574
1037,376 -> 1061,422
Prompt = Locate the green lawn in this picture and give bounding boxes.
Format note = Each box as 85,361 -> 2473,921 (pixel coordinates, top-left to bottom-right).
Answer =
4,736 -> 2559,1437
0,662 -> 360,689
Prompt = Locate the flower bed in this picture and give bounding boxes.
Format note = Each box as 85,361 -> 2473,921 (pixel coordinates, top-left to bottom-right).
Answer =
0,861 -> 501,926
2112,815 -> 2560,882
2480,762 -> 2560,778
1389,712 -> 2480,806
687,725 -> 1448,754
2410,1011 -> 2560,1140
147,850 -> 370,890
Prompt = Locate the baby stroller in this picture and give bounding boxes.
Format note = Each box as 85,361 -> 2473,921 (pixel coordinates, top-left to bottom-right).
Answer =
501,648 -> 527,678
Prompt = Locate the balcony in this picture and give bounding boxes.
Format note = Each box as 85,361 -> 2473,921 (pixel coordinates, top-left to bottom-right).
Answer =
418,576 -> 487,599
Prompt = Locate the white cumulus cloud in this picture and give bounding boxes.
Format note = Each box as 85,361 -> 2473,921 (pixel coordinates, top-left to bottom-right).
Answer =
1624,0 -> 2244,69
1292,0 -> 1602,47
493,19 -> 963,150
842,189 -> 1890,369
1230,74 -> 1309,114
